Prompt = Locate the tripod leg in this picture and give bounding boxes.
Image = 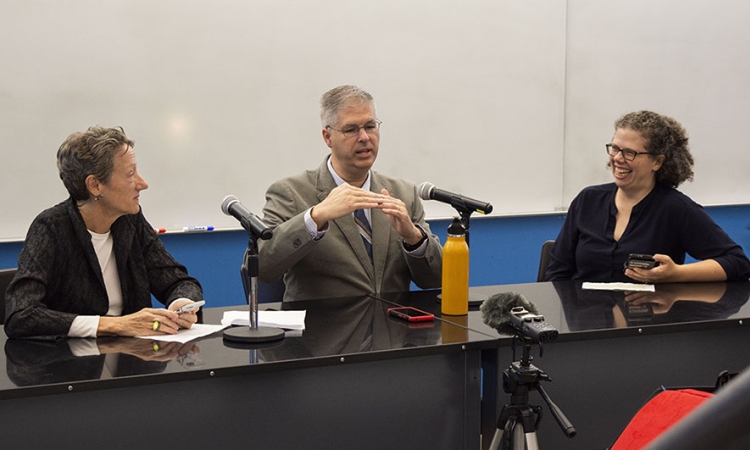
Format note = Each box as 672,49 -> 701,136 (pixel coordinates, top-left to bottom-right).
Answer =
520,405 -> 540,450
489,417 -> 527,450
523,431 -> 539,450
510,421 -> 525,450
488,427 -> 504,450
489,415 -> 515,450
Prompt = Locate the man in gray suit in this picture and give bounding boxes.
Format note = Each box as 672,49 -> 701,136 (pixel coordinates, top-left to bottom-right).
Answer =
258,85 -> 442,301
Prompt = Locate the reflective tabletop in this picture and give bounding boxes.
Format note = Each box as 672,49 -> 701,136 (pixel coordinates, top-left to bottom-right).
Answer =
378,280 -> 750,339
0,294 -> 496,399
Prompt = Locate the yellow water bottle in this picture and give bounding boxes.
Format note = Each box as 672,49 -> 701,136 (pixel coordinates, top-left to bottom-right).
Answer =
441,217 -> 469,315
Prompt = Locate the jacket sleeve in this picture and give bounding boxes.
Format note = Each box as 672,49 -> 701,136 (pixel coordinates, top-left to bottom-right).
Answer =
257,179 -> 323,282
136,213 -> 203,307
401,184 -> 442,289
5,215 -> 79,339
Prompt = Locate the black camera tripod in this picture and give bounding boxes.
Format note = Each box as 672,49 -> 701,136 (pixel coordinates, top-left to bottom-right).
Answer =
488,335 -> 576,450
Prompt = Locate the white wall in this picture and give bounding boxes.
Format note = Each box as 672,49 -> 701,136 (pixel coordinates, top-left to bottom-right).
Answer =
1,0 -> 748,241
564,0 -> 750,207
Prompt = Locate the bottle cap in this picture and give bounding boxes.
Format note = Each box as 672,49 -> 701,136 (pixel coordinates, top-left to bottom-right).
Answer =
447,217 -> 466,236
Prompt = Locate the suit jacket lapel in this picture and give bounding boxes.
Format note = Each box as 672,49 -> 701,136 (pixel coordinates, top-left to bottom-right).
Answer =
334,216 -> 374,277
315,160 -> 375,279
67,199 -> 106,288
111,216 -> 134,312
370,173 -> 391,291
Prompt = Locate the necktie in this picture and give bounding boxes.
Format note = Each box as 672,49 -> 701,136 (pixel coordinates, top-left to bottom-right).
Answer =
353,209 -> 373,261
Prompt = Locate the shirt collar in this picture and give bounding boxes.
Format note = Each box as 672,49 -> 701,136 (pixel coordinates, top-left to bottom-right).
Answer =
326,155 -> 371,191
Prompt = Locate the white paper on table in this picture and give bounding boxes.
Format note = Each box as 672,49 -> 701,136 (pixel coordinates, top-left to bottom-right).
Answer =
221,310 -> 306,331
136,323 -> 230,343
582,282 -> 655,292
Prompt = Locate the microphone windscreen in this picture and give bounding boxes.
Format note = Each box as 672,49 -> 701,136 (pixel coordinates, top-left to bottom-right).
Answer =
417,182 -> 434,201
221,195 -> 240,215
480,292 -> 538,333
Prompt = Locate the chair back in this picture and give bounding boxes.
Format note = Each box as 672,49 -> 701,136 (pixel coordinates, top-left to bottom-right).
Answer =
537,240 -> 555,282
0,268 -> 18,325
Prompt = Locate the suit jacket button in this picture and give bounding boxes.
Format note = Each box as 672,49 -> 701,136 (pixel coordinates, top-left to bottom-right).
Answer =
293,238 -> 302,248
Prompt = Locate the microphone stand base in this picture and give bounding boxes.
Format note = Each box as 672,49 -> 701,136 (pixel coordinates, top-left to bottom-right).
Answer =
223,326 -> 285,344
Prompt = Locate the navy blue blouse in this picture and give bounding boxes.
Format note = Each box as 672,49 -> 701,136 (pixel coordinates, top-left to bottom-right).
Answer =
545,183 -> 750,282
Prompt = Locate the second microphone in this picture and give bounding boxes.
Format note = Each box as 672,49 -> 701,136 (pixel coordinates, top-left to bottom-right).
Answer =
221,195 -> 273,240
418,182 -> 493,215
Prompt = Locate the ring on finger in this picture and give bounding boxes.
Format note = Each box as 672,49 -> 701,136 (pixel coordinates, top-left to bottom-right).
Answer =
153,320 -> 161,331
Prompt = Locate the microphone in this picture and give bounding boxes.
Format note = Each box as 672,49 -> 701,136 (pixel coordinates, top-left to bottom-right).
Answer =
481,292 -> 538,334
221,195 -> 273,240
418,182 -> 493,215
481,292 -> 558,342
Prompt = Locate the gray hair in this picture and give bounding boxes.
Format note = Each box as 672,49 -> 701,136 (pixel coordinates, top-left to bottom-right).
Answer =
57,126 -> 135,201
320,85 -> 376,128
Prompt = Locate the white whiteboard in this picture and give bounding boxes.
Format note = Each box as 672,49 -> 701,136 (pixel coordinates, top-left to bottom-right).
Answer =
2,0 -> 749,242
564,0 -> 750,207
0,0 -> 566,240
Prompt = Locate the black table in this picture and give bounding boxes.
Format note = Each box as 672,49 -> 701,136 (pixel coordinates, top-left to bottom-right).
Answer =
0,295 -> 497,450
379,280 -> 750,450
5,282 -> 750,450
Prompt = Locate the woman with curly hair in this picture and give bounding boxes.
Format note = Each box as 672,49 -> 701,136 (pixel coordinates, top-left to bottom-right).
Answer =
545,110 -> 750,283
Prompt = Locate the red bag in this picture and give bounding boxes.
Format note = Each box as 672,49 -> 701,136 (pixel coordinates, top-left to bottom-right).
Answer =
611,388 -> 713,450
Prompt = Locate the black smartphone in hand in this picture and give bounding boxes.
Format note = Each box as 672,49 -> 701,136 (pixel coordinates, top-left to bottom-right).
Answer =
624,254 -> 658,270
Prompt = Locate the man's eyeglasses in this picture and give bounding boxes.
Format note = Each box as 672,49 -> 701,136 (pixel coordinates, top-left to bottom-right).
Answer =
327,120 -> 382,139
606,143 -> 651,161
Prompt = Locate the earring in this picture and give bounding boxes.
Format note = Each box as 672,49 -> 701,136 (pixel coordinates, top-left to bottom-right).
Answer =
94,194 -> 103,201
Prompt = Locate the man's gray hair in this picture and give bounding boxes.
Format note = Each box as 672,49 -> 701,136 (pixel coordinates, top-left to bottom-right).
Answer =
320,85 -> 376,128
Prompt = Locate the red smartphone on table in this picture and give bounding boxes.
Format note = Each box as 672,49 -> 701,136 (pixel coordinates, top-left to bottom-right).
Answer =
388,306 -> 435,322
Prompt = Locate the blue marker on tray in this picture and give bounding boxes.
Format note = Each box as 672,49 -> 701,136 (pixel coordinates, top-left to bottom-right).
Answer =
183,226 -> 214,232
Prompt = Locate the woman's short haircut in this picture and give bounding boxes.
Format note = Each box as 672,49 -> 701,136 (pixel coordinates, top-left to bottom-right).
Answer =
57,126 -> 135,201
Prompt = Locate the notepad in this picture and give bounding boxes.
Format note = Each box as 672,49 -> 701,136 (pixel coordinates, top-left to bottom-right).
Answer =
582,282 -> 655,292
221,310 -> 306,331
137,323 -> 230,343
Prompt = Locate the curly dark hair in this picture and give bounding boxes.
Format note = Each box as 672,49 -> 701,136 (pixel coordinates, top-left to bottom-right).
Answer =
614,110 -> 694,188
